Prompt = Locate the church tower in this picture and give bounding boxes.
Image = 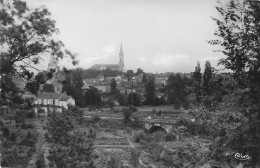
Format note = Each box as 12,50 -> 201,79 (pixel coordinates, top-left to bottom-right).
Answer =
119,42 -> 124,72
47,55 -> 58,72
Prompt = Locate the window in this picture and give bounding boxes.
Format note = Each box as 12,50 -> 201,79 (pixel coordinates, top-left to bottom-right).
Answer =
41,99 -> 44,105
53,99 -> 55,105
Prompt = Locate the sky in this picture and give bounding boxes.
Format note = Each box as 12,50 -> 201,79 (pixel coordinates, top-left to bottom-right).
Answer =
25,0 -> 223,73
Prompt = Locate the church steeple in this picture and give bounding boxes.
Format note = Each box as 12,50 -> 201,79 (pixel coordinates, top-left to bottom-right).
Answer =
119,42 -> 124,71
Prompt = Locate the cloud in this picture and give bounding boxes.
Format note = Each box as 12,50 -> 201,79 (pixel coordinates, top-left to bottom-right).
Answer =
199,56 -> 219,61
152,54 -> 191,66
138,56 -> 148,61
103,44 -> 116,53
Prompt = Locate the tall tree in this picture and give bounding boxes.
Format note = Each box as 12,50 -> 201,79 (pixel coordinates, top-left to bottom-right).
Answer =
42,84 -> 54,92
110,78 -> 117,94
127,92 -> 140,106
142,72 -> 147,84
125,70 -> 134,81
209,0 -> 260,166
193,62 -> 202,103
144,77 -> 156,105
135,68 -> 144,76
202,61 -> 213,96
0,0 -> 77,104
85,87 -> 102,106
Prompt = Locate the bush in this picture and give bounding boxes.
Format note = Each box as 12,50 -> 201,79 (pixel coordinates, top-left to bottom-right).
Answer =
183,99 -> 190,110
19,137 -> 36,147
21,123 -> 28,129
129,106 -> 138,112
92,116 -> 101,123
133,130 -> 145,143
164,132 -> 176,142
132,116 -> 143,128
2,127 -> 10,137
123,109 -> 132,124
36,153 -> 45,168
130,148 -> 140,168
26,111 -> 36,118
0,120 -> 3,127
27,123 -> 34,129
174,99 -> 181,109
10,132 -> 17,142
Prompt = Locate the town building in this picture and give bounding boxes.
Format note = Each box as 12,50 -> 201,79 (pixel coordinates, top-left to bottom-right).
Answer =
33,92 -> 75,114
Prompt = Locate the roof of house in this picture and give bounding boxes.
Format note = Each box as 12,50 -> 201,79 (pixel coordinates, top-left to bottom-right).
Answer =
37,92 -> 72,101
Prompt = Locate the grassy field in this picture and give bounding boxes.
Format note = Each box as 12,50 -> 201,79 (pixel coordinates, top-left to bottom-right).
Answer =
83,105 -> 187,119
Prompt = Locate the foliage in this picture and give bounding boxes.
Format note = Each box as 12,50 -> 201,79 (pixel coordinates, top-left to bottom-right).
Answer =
36,153 -> 45,168
202,61 -> 213,96
130,148 -> 140,168
110,78 -> 118,94
2,126 -> 10,137
42,83 -> 54,92
47,106 -> 96,167
127,92 -> 141,106
118,93 -> 128,106
135,68 -> 144,76
144,76 -> 156,105
85,86 -> 102,107
208,0 -> 260,166
107,97 -> 115,109
142,72 -> 147,84
174,98 -> 181,109
0,0 -> 77,104
193,62 -> 202,103
123,108 -> 132,124
125,70 -> 134,81
166,73 -> 190,104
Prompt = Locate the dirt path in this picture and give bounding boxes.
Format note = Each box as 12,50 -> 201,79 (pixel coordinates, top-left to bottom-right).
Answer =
127,133 -> 148,167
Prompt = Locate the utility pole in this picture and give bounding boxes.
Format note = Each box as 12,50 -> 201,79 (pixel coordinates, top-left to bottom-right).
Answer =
131,76 -> 135,113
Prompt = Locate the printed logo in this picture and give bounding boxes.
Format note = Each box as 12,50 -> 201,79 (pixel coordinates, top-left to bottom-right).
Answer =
234,153 -> 251,161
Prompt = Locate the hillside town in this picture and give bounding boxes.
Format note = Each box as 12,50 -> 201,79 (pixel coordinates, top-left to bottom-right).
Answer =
1,0 -> 260,168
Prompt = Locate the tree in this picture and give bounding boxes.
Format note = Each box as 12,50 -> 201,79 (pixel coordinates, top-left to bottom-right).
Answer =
202,61 -> 213,96
208,0 -> 260,166
85,87 -> 102,106
193,62 -> 202,103
47,107 -> 96,167
127,92 -> 140,106
42,84 -> 54,92
142,72 -> 147,84
110,78 -> 117,94
125,70 -> 134,81
135,68 -> 144,76
144,77 -> 156,105
0,0 -> 77,104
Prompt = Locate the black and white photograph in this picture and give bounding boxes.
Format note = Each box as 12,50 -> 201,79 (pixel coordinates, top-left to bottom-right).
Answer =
0,0 -> 260,167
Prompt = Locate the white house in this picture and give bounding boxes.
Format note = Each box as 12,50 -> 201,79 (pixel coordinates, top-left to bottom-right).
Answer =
33,92 -> 75,114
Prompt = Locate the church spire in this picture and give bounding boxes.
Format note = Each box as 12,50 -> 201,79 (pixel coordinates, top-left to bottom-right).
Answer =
119,42 -> 124,72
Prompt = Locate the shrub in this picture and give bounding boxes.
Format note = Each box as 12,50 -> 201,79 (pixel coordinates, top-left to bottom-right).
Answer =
19,137 -> 35,147
2,127 -> 10,137
27,123 -> 34,129
123,109 -> 132,124
174,99 -> 181,109
92,116 -> 101,123
183,99 -> 190,110
36,153 -> 45,168
130,148 -> 140,168
27,131 -> 32,139
26,111 -> 36,118
0,120 -> 3,127
132,116 -> 143,128
10,132 -> 17,142
164,132 -> 176,142
21,123 -> 28,129
129,106 -> 138,112
134,130 -> 145,143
